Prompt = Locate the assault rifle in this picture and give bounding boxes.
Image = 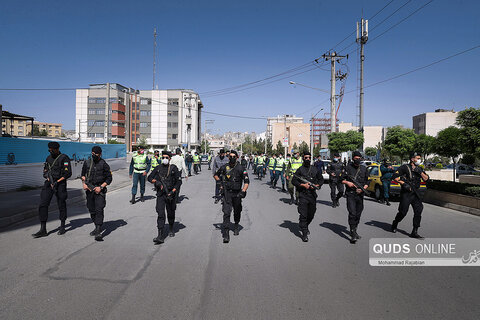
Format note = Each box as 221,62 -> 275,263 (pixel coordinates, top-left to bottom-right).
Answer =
344,174 -> 371,196
155,175 -> 174,200
401,175 -> 421,199
293,174 -> 320,190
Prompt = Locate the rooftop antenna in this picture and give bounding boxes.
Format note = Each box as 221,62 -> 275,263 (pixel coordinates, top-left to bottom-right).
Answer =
153,27 -> 157,90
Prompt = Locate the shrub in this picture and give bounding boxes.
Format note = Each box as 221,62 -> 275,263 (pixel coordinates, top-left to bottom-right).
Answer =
435,163 -> 443,169
427,180 -> 480,198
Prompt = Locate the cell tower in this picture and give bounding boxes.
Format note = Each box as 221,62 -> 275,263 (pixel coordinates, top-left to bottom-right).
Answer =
356,18 -> 368,147
153,27 -> 157,90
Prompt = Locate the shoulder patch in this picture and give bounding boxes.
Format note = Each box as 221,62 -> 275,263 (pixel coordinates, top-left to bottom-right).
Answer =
64,162 -> 69,166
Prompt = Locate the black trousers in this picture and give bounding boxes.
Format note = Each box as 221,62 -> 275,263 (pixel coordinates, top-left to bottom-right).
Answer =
346,191 -> 364,228
86,190 -> 106,226
395,191 -> 423,228
298,193 -> 317,232
215,180 -> 222,199
222,191 -> 242,229
156,194 -> 176,230
39,180 -> 68,222
329,180 -> 344,202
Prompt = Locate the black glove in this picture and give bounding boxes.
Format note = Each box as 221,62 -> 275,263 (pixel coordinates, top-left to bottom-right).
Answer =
413,166 -> 424,175
238,190 -> 247,199
402,183 -> 412,192
166,191 -> 175,200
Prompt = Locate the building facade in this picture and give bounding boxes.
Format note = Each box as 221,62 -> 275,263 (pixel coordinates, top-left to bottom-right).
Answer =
338,122 -> 385,149
266,115 -> 303,143
271,122 -> 310,152
76,83 -> 203,151
412,109 -> 458,136
34,121 -> 62,137
311,117 -> 338,145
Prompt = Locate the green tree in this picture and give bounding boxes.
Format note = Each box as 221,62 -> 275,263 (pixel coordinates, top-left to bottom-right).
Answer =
30,124 -> 48,136
383,126 -> 416,160
327,130 -> 364,153
313,144 -> 322,157
414,134 -> 436,160
435,126 -> 463,181
292,142 -> 298,152
364,147 -> 377,157
108,139 -> 122,144
200,139 -> 210,153
456,107 -> 480,157
274,140 -> 284,155
266,139 -> 273,154
137,135 -> 149,148
299,141 -> 310,155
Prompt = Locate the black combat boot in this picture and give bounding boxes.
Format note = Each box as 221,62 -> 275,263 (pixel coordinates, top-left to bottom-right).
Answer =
391,220 -> 398,233
335,199 -> 341,207
410,227 -> 424,239
93,225 -> 103,241
332,201 -> 337,208
140,194 -> 145,202
130,194 -> 136,204
294,198 -> 298,205
32,222 -> 48,238
349,227 -> 357,244
289,195 -> 294,205
301,230 -> 309,242
306,228 -> 310,235
385,199 -> 391,206
351,228 -> 361,240
89,226 -> 97,236
233,223 -> 240,236
57,220 -> 66,235
223,229 -> 230,243
153,228 -> 164,244
169,224 -> 175,237
281,185 -> 286,192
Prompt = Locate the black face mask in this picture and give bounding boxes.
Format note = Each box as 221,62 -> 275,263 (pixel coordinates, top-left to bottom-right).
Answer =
229,157 -> 237,165
50,150 -> 59,158
303,159 -> 311,167
220,155 -> 225,159
353,159 -> 361,166
92,154 -> 100,162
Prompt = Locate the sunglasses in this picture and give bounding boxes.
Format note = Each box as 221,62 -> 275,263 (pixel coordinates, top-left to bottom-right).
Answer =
162,156 -> 169,159
304,156 -> 311,159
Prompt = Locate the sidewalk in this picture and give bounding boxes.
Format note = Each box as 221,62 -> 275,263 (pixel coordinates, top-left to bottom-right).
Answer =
0,168 -> 132,228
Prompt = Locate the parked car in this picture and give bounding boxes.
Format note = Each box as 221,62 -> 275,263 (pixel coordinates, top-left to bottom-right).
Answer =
366,164 -> 427,200
200,154 -> 209,164
445,164 -> 479,177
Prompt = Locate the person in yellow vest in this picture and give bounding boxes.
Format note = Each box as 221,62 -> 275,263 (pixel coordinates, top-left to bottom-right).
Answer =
208,153 -> 212,170
274,153 -> 287,191
268,154 -> 277,187
151,150 -> 160,169
285,150 -> 303,205
193,152 -> 201,174
129,145 -> 151,204
256,153 -> 266,180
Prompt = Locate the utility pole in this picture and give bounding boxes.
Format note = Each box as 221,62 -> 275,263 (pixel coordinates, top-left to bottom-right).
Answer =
357,18 -> 368,150
321,52 -> 347,133
153,27 -> 157,90
104,83 -> 110,144
204,119 -> 214,154
310,114 -> 314,163
284,115 -> 287,159
184,94 -> 194,151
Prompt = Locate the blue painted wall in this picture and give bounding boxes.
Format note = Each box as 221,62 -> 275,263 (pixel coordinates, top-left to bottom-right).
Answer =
0,137 -> 126,165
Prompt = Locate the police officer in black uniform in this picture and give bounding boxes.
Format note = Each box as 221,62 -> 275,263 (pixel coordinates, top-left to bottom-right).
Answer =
391,152 -> 430,239
292,152 -> 324,242
81,146 -> 113,241
326,152 -> 344,208
148,151 -> 182,244
341,151 -> 369,244
214,150 -> 249,243
33,141 -> 72,238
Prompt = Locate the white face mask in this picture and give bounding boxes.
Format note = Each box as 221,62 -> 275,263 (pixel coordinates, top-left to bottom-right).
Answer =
162,159 -> 169,165
415,160 -> 422,166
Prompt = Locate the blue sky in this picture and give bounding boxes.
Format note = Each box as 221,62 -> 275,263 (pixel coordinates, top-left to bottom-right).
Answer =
1,0 -> 479,133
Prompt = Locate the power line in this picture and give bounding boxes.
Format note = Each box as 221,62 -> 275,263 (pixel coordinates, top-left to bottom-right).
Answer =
369,0 -> 412,32
0,88 -> 84,91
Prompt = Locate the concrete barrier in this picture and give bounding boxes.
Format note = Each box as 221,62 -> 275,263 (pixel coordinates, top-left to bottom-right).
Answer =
426,169 -> 456,182
423,189 -> 480,216
459,175 -> 480,185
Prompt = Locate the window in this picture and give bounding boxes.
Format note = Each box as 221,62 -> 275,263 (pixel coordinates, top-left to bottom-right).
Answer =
97,109 -> 105,115
88,133 -> 95,137
88,97 -> 106,104
88,109 -> 96,115
140,111 -> 150,116
88,120 -> 95,126
168,111 -> 179,117
370,167 -> 379,176
172,134 -> 177,139
168,98 -> 179,106
18,126 -> 23,129
140,122 -> 149,128
55,131 -> 59,134
140,98 -> 151,105
96,133 -> 104,138
109,98 -> 118,103
95,121 -> 105,127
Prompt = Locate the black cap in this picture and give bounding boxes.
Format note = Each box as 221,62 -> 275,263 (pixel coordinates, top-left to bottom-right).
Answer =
230,150 -> 238,156
220,149 -> 225,154
303,151 -> 311,156
162,150 -> 171,157
352,151 -> 362,158
333,152 -> 340,157
92,146 -> 102,154
154,150 -> 160,154
48,141 -> 60,149
410,152 -> 420,159
176,148 -> 182,154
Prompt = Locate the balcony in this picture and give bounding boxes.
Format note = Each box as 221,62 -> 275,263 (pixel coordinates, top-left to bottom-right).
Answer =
112,103 -> 126,113
111,113 -> 125,121
112,126 -> 125,136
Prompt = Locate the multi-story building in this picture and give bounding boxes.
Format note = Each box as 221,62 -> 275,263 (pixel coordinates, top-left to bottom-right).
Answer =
266,115 -> 303,142
34,121 -> 62,137
76,83 -> 203,151
271,122 -> 310,152
311,117 -> 338,145
412,109 -> 458,136
1,110 -> 33,137
338,122 -> 385,149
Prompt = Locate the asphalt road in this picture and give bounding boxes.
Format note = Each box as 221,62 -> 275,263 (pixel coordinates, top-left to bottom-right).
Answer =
0,166 -> 479,320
